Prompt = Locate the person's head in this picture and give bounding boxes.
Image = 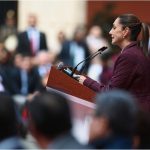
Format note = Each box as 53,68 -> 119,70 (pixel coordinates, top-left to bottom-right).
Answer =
36,51 -> 51,66
20,54 -> 33,71
5,10 -> 16,27
89,25 -> 103,38
13,53 -> 23,68
133,110 -> 150,149
27,91 -> 72,147
28,14 -> 37,27
73,26 -> 86,42
89,89 -> 138,142
57,31 -> 66,44
0,94 -> 18,141
109,14 -> 149,55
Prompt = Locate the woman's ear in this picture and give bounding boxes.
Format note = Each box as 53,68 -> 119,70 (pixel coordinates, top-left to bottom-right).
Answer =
123,27 -> 130,38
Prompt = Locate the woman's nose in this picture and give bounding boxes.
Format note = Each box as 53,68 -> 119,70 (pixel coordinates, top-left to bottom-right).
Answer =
109,29 -> 112,35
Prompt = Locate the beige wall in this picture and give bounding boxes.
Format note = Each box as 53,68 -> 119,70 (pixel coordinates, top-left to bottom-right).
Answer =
18,0 -> 87,53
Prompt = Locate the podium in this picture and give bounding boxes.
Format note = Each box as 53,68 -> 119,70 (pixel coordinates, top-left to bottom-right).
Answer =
46,66 -> 96,102
46,66 -> 96,143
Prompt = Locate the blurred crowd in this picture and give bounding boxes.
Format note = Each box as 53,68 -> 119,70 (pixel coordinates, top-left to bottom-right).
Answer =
0,12 -> 56,98
0,11 -> 115,98
0,11 -> 150,149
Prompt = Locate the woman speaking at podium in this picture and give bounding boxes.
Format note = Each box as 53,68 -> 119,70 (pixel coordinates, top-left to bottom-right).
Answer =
78,14 -> 150,112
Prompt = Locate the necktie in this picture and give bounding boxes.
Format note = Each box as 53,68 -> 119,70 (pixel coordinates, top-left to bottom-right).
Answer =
30,37 -> 35,56
21,70 -> 28,95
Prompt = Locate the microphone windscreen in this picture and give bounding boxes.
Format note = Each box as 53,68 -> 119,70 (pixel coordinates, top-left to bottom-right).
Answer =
98,46 -> 108,52
57,62 -> 64,70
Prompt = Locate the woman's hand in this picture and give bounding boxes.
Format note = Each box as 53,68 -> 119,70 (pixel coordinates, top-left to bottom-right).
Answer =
77,75 -> 87,85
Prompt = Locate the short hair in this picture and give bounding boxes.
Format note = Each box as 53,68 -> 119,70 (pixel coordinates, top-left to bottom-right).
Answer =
0,94 -> 18,140
95,89 -> 138,136
27,91 -> 72,139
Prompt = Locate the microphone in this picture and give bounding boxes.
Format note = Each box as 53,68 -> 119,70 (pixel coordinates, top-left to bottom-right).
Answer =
71,46 -> 107,77
56,61 -> 75,77
57,62 -> 64,70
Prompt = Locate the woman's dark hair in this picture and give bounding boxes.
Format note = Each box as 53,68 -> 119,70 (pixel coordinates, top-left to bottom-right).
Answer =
118,14 -> 149,56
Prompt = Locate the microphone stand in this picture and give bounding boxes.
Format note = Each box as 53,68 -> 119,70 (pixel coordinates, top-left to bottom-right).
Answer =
71,46 -> 107,77
79,51 -> 103,74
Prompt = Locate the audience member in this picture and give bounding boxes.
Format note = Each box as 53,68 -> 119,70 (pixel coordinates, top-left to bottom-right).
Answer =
89,89 -> 138,149
34,51 -> 57,88
27,91 -> 89,149
0,42 -> 11,65
0,93 -> 26,148
17,14 -> 48,56
57,31 -> 67,53
86,25 -> 110,81
58,26 -> 90,73
133,110 -> 150,149
12,54 -> 43,96
0,10 -> 17,44
35,51 -> 52,78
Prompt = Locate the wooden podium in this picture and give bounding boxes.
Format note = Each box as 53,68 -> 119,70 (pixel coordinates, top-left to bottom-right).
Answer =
46,66 -> 96,142
46,66 -> 96,102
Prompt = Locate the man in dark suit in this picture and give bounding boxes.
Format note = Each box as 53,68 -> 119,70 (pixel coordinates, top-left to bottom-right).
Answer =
58,26 -> 90,73
17,14 -> 48,56
10,54 -> 43,95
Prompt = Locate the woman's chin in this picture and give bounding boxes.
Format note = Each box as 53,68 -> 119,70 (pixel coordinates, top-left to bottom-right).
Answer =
111,40 -> 115,44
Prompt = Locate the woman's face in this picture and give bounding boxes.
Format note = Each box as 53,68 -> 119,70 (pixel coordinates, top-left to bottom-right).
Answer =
109,18 -> 126,46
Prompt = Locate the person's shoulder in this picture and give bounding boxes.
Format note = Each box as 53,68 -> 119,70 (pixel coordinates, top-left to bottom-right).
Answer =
18,31 -> 27,36
116,50 -> 138,65
49,132 -> 90,149
39,31 -> 47,36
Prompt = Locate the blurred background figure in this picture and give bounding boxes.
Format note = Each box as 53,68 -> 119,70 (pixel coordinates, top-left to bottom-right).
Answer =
13,53 -> 23,69
34,50 -> 57,87
8,54 -> 44,127
86,25 -> 110,81
0,41 -> 11,66
57,31 -> 67,54
58,26 -> 90,73
88,90 -> 138,149
35,51 -> 52,78
17,14 -> 48,56
0,93 -> 26,149
0,10 -> 18,53
0,73 -> 5,93
11,54 -> 43,96
133,110 -> 150,149
27,91 -> 89,149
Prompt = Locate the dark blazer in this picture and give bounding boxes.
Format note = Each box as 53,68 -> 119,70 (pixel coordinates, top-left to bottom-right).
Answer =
84,42 -> 150,111
10,67 -> 43,95
58,40 -> 90,73
17,31 -> 48,55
